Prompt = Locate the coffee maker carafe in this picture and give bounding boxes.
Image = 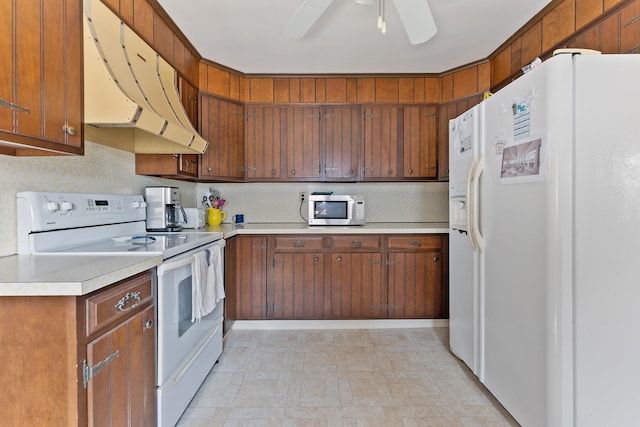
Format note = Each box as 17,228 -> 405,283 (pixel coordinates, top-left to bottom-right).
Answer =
145,186 -> 187,232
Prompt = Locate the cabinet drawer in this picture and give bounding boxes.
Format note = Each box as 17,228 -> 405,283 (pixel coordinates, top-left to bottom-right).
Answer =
386,235 -> 442,250
273,236 -> 326,251
332,235 -> 381,250
86,271 -> 153,336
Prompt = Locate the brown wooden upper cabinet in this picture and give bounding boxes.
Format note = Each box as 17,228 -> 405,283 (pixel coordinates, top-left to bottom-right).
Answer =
403,105 -> 438,179
0,0 -> 83,155
362,105 -> 401,179
245,105 -> 283,180
281,105 -> 360,181
362,104 -> 438,181
200,94 -> 245,181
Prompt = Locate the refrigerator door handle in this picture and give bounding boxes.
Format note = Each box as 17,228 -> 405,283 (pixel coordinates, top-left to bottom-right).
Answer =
470,156 -> 485,253
466,157 -> 479,251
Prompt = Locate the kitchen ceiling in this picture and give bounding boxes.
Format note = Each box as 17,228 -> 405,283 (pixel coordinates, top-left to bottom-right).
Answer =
157,0 -> 553,75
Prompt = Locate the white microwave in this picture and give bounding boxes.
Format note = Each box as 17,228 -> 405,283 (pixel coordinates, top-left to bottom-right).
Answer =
308,194 -> 365,226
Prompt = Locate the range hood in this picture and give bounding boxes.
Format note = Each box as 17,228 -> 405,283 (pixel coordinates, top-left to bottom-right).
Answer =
83,0 -> 208,154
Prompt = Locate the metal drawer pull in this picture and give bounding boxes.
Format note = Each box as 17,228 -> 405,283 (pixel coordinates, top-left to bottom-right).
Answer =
313,256 -> 320,263
83,350 -> 120,388
114,291 -> 141,312
433,256 -> 440,262
144,319 -> 154,329
336,256 -> 342,263
292,240 -> 305,248
409,240 -> 422,247
350,241 -> 363,248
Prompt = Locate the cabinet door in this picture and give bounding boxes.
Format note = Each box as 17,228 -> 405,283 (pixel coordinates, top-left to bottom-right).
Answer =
387,251 -> 443,319
200,95 -> 245,180
234,236 -> 269,319
245,105 -> 282,180
179,77 -> 199,129
403,105 -> 438,179
135,154 -> 197,178
0,0 -> 82,154
362,106 -> 400,179
271,252 -> 326,318
283,106 -> 321,179
323,106 -> 360,180
330,252 -> 385,319
87,306 -> 155,427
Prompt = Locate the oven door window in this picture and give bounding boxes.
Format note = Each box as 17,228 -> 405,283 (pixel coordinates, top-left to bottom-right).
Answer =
178,275 -> 194,337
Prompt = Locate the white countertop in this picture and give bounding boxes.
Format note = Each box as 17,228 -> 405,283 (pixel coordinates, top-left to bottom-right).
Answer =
199,222 -> 450,238
0,222 -> 447,297
0,254 -> 162,296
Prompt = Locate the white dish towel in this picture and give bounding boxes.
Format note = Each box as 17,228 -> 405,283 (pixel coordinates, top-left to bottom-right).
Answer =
191,245 -> 225,322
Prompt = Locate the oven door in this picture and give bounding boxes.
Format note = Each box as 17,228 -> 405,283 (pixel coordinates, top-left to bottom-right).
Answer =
155,239 -> 225,385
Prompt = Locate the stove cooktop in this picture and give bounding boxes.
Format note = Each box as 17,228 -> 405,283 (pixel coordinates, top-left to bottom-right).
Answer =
44,232 -> 224,259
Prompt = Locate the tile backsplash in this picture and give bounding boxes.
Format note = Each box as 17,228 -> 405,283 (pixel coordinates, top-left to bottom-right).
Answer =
1,140 -> 448,257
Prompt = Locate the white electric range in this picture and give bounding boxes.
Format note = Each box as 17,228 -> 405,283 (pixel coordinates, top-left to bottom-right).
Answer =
17,191 -> 225,427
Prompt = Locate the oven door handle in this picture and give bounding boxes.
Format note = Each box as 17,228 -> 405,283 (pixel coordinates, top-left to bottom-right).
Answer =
159,255 -> 194,274
157,240 -> 225,275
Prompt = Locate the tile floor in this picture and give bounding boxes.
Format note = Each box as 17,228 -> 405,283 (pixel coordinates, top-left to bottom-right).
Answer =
177,327 -> 519,426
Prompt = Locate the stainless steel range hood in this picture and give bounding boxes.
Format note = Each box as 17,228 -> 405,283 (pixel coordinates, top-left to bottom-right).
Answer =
83,0 -> 208,154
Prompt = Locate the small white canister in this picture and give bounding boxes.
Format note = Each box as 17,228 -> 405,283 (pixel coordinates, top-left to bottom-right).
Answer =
183,208 -> 206,228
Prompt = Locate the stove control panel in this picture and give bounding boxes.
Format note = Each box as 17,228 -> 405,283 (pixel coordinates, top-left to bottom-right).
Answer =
17,191 -> 147,232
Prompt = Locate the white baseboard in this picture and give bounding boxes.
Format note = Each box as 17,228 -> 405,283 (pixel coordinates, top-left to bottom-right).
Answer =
229,319 -> 449,330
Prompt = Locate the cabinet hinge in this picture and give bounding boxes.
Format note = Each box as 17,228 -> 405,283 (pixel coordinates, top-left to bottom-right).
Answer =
386,260 -> 401,265
273,259 -> 286,267
253,245 -> 268,250
369,260 -> 383,265
386,304 -> 401,310
83,350 -> 120,388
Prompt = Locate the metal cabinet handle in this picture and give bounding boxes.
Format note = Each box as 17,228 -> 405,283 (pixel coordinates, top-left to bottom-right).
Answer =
349,169 -> 354,175
63,125 -> 76,136
350,241 -> 363,248
409,240 -> 422,247
272,169 -> 277,175
336,256 -> 342,263
144,319 -> 154,329
388,169 -> 393,175
433,256 -> 440,262
313,256 -> 320,263
292,240 -> 305,248
208,167 -> 213,172
408,168 -> 413,174
114,291 -> 141,312
291,169 -> 296,175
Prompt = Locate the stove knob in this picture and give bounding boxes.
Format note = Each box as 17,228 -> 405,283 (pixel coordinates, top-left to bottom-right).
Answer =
60,201 -> 73,212
43,202 -> 59,212
131,201 -> 140,209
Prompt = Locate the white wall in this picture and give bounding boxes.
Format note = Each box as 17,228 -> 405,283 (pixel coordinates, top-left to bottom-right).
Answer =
196,181 -> 448,224
0,140 -> 448,257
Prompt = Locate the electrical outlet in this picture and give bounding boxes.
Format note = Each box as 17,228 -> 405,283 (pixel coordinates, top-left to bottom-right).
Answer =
299,192 -> 305,202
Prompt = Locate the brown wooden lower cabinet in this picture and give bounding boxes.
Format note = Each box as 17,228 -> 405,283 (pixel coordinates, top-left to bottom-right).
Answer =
226,233 -> 448,321
0,271 -> 155,426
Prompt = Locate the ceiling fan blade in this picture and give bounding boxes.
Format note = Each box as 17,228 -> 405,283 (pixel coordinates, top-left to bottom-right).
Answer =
282,0 -> 335,39
392,0 -> 437,45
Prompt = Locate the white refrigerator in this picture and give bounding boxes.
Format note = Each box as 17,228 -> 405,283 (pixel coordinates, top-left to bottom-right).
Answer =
450,53 -> 640,427
448,103 -> 483,378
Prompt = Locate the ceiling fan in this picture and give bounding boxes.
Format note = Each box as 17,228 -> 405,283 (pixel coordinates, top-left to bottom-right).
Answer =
282,0 -> 437,45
